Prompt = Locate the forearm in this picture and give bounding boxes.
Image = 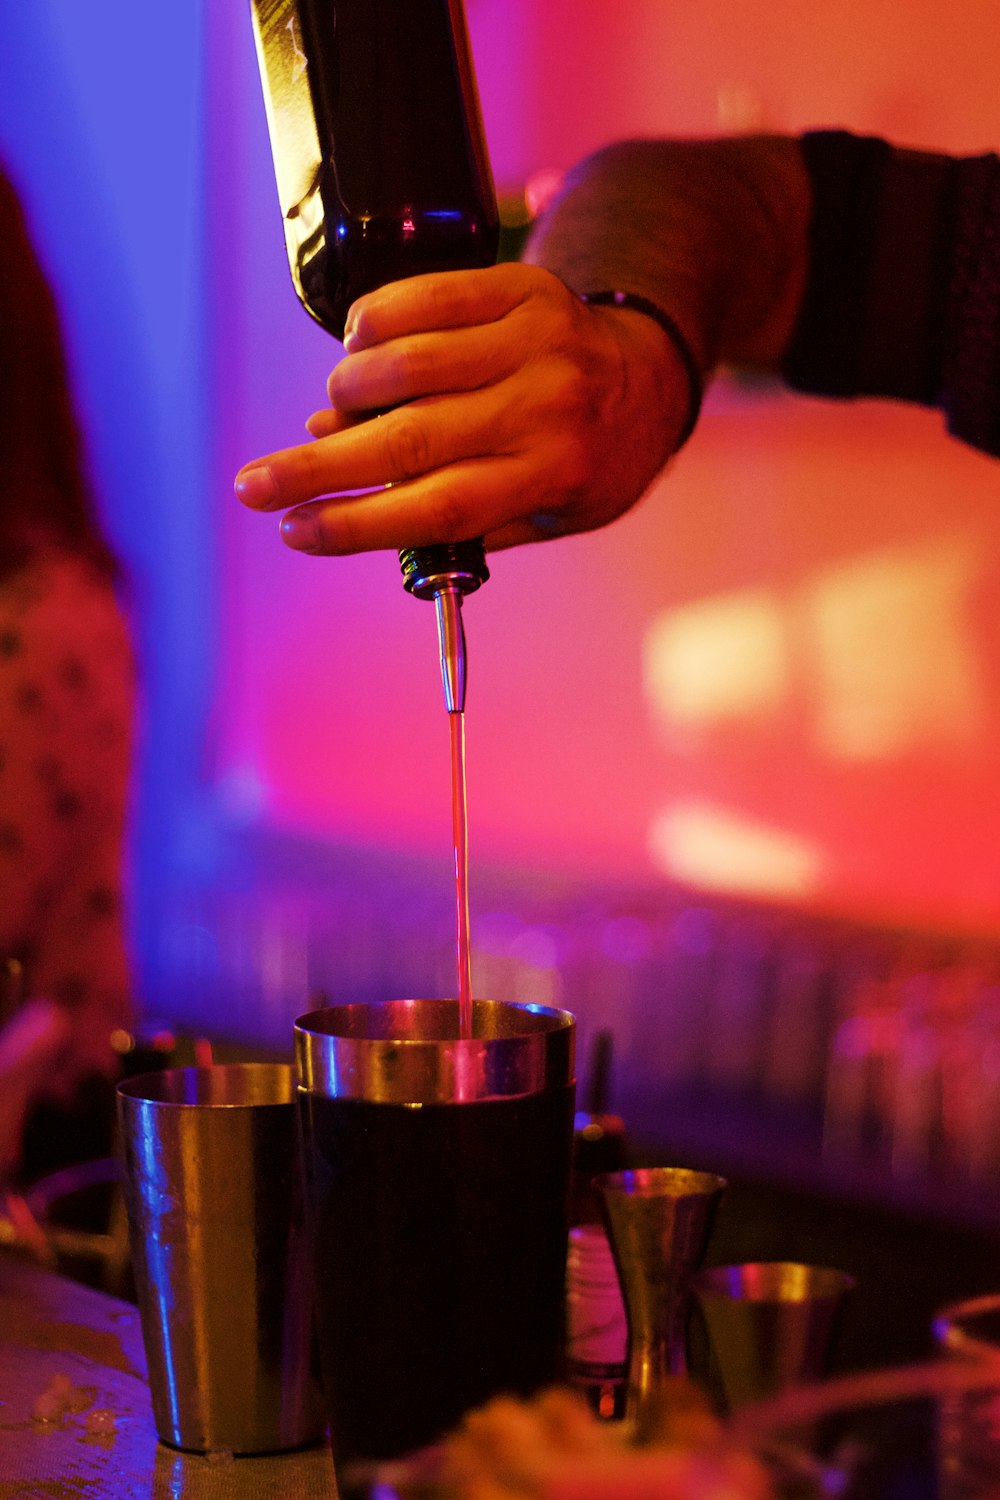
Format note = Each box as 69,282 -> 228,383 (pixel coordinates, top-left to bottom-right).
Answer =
523,135 -> 812,378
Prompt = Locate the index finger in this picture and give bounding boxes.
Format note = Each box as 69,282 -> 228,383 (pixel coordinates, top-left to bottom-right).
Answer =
344,262 -> 557,350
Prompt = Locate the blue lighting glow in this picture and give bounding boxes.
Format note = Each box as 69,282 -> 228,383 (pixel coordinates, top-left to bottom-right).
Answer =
0,4 -> 215,993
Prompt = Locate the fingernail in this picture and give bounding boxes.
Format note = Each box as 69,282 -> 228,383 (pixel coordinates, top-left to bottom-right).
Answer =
234,466 -> 277,509
343,306 -> 367,353
280,510 -> 322,553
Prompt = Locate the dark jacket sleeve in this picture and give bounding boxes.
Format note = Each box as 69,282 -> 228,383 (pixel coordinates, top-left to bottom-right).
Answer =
783,129 -> 1000,457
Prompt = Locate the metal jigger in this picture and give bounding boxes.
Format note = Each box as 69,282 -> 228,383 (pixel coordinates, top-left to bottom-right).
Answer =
596,1167 -> 727,1425
691,1262 -> 856,1413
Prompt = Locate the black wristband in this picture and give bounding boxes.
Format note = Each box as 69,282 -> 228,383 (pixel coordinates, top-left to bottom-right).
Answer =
581,289 -> 704,451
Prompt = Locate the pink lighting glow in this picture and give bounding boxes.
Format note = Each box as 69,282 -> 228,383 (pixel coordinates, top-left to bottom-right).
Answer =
6,0 -> 1000,1003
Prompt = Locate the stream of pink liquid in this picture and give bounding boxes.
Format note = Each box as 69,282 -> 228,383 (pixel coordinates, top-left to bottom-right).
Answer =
450,710 -> 473,1039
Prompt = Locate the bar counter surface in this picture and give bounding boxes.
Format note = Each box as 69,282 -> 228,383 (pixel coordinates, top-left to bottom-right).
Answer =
0,1251 -> 337,1498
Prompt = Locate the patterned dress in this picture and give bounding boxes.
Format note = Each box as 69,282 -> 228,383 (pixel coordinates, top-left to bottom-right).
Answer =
0,548 -> 134,1175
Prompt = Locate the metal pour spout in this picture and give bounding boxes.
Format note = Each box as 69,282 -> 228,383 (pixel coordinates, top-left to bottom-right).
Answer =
435,587 -> 467,714
399,541 -> 490,715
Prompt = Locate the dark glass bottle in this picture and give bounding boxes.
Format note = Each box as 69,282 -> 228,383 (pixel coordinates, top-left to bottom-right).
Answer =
250,0 -> 500,342
251,0 -> 497,597
566,1031 -> 629,1420
570,1030 -> 629,1226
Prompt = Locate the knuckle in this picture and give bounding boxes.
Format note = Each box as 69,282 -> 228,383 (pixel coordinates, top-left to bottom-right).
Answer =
555,354 -> 594,415
327,360 -> 358,411
512,258 -> 555,295
387,341 -> 429,398
382,412 -> 433,481
427,489 -> 468,543
531,380 -> 596,494
424,276 -> 458,321
298,449 -> 334,500
542,358 -> 598,444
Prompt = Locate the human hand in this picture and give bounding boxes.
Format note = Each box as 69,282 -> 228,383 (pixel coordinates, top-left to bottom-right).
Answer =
234,262 -> 696,553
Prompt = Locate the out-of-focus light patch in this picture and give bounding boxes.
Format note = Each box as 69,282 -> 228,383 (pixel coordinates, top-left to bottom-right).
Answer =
805,532 -> 985,762
599,915 -> 652,964
509,926 -> 560,971
643,589 -> 788,730
716,82 -> 766,132
525,167 -> 564,218
669,905 -> 718,957
509,925 -> 562,1010
214,765 -> 270,822
165,925 -> 220,979
649,801 -> 825,901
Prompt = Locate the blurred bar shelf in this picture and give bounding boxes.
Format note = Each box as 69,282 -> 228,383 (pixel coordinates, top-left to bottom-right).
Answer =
148,824 -> 1000,1237
629,1086 -> 1000,1234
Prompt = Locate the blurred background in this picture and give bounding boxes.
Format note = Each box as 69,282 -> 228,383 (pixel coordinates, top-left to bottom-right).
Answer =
3,1 -> 1000,1227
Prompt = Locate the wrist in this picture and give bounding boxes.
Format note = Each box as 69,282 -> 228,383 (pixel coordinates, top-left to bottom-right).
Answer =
581,289 -> 704,452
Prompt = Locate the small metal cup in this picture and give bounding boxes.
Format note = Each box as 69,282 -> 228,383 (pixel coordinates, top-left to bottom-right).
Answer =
595,1166 -> 727,1424
116,1063 -> 325,1454
934,1292 -> 1000,1499
691,1261 -> 855,1412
